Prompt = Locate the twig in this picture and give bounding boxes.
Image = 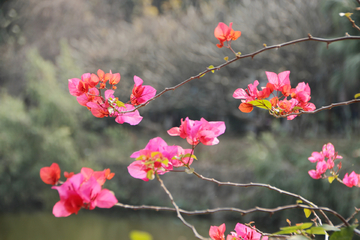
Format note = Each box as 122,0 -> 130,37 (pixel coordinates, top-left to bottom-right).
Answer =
191,170 -> 333,226
120,35 -> 360,114
156,174 -> 210,240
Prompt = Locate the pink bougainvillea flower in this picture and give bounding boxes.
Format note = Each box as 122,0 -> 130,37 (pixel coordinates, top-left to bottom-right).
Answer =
50,169 -> 117,217
265,71 -> 290,92
308,161 -> 328,179
114,104 -> 143,125
76,87 -> 100,107
128,137 -> 195,181
233,80 -> 260,102
343,171 -> 359,188
130,76 -> 156,106
81,167 -> 115,186
234,223 -> 268,240
40,163 -> 61,185
308,151 -> 324,163
214,22 -> 241,48
322,143 -> 342,159
209,223 -> 226,240
52,173 -> 85,217
291,82 -> 311,103
167,117 -> 226,146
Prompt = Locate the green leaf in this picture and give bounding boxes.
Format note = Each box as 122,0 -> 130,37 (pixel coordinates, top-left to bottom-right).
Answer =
296,200 -> 303,204
224,56 -> 229,61
273,223 -> 314,235
292,106 -> 303,110
248,99 -> 272,110
306,224 -> 340,235
116,100 -> 125,108
129,230 -> 153,240
330,226 -> 357,240
287,236 -> 310,240
304,208 -> 312,218
185,168 -> 194,174
183,153 -> 197,160
354,93 -> 360,99
208,65 -> 215,73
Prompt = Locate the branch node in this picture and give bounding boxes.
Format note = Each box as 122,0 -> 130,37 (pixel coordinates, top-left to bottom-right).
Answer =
308,33 -> 313,39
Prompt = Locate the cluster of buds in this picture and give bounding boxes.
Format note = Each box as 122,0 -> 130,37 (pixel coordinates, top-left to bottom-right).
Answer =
233,71 -> 316,120
40,163 -> 117,217
209,223 -> 268,240
68,70 -> 156,125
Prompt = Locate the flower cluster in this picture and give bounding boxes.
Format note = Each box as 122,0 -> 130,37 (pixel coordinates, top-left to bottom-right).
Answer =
342,171 -> 360,188
209,223 -> 268,240
40,163 -> 118,217
127,137 -> 195,181
233,71 -> 316,120
214,22 -> 241,48
307,143 -> 343,180
68,70 -> 156,125
167,117 -> 226,146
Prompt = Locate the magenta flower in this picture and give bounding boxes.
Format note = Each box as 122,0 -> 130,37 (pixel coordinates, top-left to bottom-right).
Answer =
167,117 -> 226,146
234,223 -> 268,240
343,171 -> 359,188
114,104 -> 143,125
128,137 -> 194,181
265,71 -> 290,91
308,151 -> 324,163
130,76 -> 156,106
233,80 -> 260,102
51,170 -> 117,217
209,223 -> 226,240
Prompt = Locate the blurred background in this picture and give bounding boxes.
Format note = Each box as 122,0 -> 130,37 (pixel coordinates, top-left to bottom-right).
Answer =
0,0 -> 360,239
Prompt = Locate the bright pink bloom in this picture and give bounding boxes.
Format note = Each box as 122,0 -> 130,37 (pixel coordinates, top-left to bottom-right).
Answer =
322,143 -> 342,159
233,80 -> 260,102
81,167 -> 115,186
265,71 -> 290,91
214,22 -> 241,48
114,104 -> 143,125
40,163 -> 61,185
209,223 -> 226,240
291,82 -> 311,103
51,171 -> 117,217
308,161 -> 328,179
167,117 -> 226,146
130,76 -> 156,106
226,232 -> 240,240
234,223 -> 268,240
308,151 -> 324,163
343,171 -> 359,188
76,87 -> 100,107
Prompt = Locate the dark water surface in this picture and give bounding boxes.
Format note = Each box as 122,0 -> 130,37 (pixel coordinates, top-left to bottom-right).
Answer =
0,211 -> 213,240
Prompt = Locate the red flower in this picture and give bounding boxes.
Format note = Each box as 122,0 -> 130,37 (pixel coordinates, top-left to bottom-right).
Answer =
214,22 -> 241,48
40,163 -> 61,185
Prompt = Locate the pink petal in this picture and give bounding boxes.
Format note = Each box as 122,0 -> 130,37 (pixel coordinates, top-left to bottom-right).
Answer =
95,189 -> 118,208
127,161 -> 149,181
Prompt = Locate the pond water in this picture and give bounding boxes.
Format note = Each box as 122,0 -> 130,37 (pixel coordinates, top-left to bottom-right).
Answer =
0,211 -> 213,240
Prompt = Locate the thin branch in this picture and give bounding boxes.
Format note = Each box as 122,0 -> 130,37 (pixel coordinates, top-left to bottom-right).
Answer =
274,98 -> 360,118
120,35 -> 360,114
156,174 -> 210,240
191,170 -> 333,226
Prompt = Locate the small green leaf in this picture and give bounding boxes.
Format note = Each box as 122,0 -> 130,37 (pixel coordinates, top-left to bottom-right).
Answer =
185,168 -> 194,174
208,65 -> 215,73
296,200 -> 303,204
292,106 -> 303,110
328,176 -> 336,183
116,100 -> 125,108
183,153 -> 197,160
199,73 -> 206,78
354,93 -> 360,99
304,208 -> 312,218
330,226 -> 357,240
151,151 -> 161,158
273,223 -> 313,235
236,52 -> 241,57
224,56 -> 229,61
130,230 -> 153,240
248,99 -> 272,110
287,236 -> 310,240
306,224 -> 340,235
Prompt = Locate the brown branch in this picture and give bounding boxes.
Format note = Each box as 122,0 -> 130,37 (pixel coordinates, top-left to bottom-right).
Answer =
345,14 -> 360,32
120,35 -> 360,114
191,170 -> 333,226
156,174 -> 210,240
